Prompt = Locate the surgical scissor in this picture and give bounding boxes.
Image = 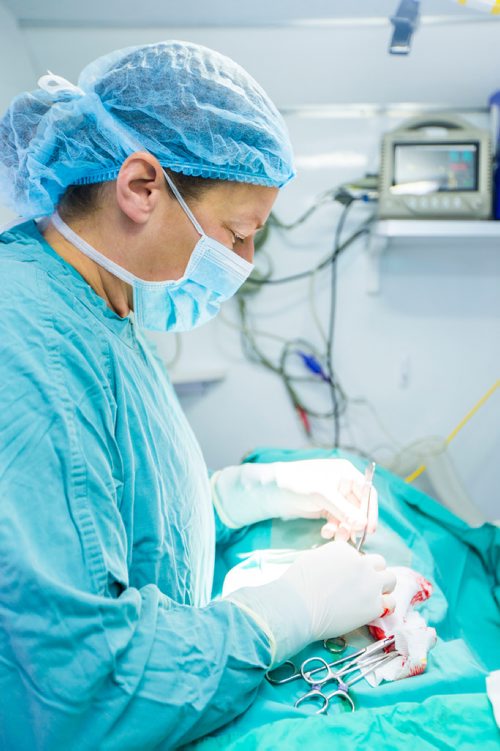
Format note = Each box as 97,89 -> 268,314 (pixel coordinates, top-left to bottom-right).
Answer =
265,636 -> 395,686
294,652 -> 398,714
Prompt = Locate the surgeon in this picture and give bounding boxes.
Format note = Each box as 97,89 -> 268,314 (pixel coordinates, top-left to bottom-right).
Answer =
0,41 -> 396,750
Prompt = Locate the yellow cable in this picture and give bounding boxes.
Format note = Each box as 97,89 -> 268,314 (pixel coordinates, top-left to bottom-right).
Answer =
405,380 -> 500,483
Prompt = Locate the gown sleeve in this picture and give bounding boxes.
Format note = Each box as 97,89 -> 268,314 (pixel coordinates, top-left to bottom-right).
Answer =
0,264 -> 271,750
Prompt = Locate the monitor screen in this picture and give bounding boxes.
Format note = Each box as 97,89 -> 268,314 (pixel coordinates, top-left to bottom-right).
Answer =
393,143 -> 478,192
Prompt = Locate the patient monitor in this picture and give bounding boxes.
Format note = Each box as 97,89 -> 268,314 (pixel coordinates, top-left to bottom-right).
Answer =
378,113 -> 492,219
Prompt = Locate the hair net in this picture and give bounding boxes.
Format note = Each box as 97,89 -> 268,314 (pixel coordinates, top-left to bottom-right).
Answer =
0,41 -> 295,219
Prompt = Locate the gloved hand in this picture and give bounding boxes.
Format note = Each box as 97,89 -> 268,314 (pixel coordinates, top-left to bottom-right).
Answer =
226,541 -> 396,666
212,459 -> 378,541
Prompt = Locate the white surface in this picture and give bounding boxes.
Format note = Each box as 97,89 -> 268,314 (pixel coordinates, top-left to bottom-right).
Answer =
0,3 -> 37,224
376,219 -> 500,237
170,367 -> 227,386
1,0 -> 486,27
170,368 -> 227,398
367,220 -> 500,293
0,5 -> 34,107
14,20 -> 500,109
0,4 -> 499,521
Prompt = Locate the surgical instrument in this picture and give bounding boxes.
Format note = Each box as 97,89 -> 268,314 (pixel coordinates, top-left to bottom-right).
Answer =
323,636 -> 347,654
356,461 -> 376,553
265,635 -> 395,686
300,650 -> 394,689
295,652 -> 399,714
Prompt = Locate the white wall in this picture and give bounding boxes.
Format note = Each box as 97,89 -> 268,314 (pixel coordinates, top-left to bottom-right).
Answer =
2,7 -> 499,519
0,3 -> 37,222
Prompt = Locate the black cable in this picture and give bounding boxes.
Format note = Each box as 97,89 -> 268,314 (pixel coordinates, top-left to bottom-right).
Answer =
266,185 -> 360,232
266,194 -> 333,231
325,201 -> 354,448
239,298 -> 350,427
244,220 -> 372,286
238,301 -> 339,424
236,202 -> 375,445
278,340 -> 345,420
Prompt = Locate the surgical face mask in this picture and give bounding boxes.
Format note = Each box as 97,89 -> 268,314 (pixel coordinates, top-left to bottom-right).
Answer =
50,170 -> 254,332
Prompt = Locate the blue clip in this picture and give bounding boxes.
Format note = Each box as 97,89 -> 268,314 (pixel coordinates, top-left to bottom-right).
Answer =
389,0 -> 420,55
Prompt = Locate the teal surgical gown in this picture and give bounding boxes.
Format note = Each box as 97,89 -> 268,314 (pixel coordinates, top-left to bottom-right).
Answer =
0,222 -> 271,750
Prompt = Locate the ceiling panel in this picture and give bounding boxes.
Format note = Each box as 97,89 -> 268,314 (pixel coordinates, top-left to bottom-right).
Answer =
2,0 -> 484,27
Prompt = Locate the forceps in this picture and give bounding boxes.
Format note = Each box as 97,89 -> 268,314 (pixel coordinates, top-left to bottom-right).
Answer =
323,636 -> 347,654
295,652 -> 398,714
356,461 -> 376,552
265,636 -> 395,686
300,650 -> 392,690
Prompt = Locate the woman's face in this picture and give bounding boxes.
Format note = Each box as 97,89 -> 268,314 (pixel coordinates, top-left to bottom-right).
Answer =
112,155 -> 279,282
47,161 -> 280,319
186,181 -> 278,265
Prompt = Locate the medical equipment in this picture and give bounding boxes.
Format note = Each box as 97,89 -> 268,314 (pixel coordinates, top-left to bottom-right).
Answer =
356,462 -> 376,552
378,114 -> 492,219
389,0 -> 500,58
323,636 -> 347,654
488,89 -> 500,219
266,636 -> 396,686
389,0 -> 421,55
238,200 -> 375,447
300,652 -> 392,689
266,637 -> 399,715
295,653 -> 399,714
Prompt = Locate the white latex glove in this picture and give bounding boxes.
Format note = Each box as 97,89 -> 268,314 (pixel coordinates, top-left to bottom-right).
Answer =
212,459 -> 378,542
226,541 -> 396,666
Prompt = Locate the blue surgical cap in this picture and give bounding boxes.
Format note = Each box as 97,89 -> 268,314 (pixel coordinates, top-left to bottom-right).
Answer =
0,41 -> 295,219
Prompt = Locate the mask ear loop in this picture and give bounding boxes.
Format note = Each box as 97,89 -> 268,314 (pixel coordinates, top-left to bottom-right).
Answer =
161,168 -> 205,237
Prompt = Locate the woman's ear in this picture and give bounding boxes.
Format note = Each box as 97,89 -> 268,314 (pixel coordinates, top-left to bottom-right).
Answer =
115,152 -> 168,224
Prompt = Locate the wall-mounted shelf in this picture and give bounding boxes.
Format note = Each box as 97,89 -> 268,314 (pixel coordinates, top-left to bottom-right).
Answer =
376,219 -> 500,238
365,219 -> 500,294
171,367 -> 227,398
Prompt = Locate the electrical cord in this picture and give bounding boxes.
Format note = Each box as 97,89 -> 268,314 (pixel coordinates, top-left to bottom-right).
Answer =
244,221 -> 372,286
235,203 -> 374,444
230,179 -> 377,445
278,339 -> 348,420
231,199 -> 496,476
237,298 -> 347,438
265,188 -> 338,231
326,200 -> 354,448
308,266 -> 328,344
